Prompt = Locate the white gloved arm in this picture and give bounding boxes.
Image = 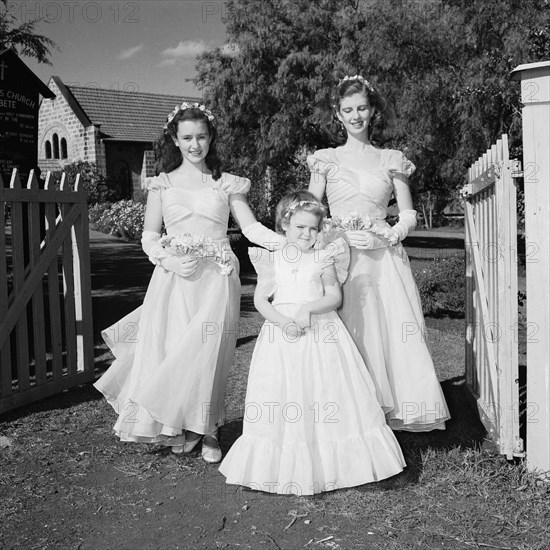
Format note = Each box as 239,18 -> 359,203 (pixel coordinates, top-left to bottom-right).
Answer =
345,230 -> 391,250
141,231 -> 198,277
391,209 -> 417,242
242,221 -> 286,251
345,210 -> 417,249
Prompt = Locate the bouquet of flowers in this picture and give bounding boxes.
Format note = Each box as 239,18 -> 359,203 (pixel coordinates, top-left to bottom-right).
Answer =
323,211 -> 399,245
159,233 -> 234,275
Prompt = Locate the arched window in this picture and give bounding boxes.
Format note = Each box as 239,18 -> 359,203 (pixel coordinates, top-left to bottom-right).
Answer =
45,140 -> 52,159
53,133 -> 60,159
61,138 -> 68,159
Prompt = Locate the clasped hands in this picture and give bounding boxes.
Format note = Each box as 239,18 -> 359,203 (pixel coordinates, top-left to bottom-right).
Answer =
284,305 -> 311,339
160,248 -> 198,278
345,229 -> 389,250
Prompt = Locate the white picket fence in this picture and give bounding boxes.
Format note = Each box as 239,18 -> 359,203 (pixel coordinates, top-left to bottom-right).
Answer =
0,169 -> 94,413
461,135 -> 522,459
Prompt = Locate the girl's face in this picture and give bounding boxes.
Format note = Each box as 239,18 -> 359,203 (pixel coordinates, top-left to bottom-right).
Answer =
173,120 -> 211,165
337,91 -> 374,137
283,210 -> 321,251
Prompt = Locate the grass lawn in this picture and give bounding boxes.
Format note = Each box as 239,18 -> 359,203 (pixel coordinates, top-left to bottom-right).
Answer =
1,234 -> 548,550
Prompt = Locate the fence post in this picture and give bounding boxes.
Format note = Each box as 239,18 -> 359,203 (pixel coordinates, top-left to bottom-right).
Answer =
511,61 -> 550,475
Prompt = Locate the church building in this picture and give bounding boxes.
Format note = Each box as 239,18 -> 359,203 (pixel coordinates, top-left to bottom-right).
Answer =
37,76 -> 198,196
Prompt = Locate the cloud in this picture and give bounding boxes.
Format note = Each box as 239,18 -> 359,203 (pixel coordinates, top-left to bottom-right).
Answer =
220,43 -> 240,57
160,40 -> 209,66
118,44 -> 144,60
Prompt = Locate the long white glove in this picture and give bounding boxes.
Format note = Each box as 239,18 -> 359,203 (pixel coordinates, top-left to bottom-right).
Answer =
391,209 -> 417,242
241,221 -> 286,250
345,210 -> 417,249
345,231 -> 391,250
141,231 -> 198,277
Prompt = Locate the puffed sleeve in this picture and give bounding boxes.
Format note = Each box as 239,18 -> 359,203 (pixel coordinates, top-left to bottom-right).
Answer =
306,149 -> 337,177
143,173 -> 170,193
220,173 -> 252,195
386,150 -> 416,179
248,247 -> 276,296
318,237 -> 350,285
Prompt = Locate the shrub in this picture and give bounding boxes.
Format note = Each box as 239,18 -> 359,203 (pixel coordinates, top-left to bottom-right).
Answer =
50,161 -> 127,205
89,200 -> 145,241
88,202 -> 113,231
415,254 -> 465,317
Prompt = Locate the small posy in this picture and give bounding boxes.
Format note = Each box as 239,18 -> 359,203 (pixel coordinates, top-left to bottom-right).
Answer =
159,233 -> 233,275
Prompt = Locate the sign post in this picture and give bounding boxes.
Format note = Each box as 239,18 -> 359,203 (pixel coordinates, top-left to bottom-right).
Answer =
0,47 -> 55,184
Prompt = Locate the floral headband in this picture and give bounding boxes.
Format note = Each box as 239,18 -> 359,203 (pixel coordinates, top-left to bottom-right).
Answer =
337,74 -> 374,92
164,101 -> 215,129
285,200 -> 326,218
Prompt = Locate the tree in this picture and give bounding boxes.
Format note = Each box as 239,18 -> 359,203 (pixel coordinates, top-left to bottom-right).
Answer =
0,0 -> 57,63
195,0 -> 550,221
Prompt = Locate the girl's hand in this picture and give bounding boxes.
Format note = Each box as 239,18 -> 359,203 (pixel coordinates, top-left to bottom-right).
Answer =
294,306 -> 311,331
283,321 -> 304,340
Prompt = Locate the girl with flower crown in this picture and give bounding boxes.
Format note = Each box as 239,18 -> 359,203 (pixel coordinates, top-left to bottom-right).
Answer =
306,76 -> 450,432
94,102 -> 285,463
219,190 -> 406,495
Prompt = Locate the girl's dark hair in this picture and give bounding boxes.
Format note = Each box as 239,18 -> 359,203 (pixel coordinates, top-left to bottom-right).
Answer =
275,190 -> 326,234
331,78 -> 395,144
153,107 -> 222,179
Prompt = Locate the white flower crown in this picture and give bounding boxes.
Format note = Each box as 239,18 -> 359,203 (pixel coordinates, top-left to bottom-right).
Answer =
337,75 -> 374,92
285,200 -> 326,217
164,101 -> 215,129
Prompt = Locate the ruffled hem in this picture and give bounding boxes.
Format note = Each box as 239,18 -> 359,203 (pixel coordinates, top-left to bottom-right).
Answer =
388,418 -> 447,432
219,427 -> 406,495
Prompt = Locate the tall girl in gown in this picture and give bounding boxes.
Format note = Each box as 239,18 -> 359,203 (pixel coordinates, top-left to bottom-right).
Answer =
94,102 -> 280,462
308,75 -> 450,432
219,191 -> 406,495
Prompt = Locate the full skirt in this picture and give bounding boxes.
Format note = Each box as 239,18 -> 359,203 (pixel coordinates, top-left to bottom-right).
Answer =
94,258 -> 240,444
340,244 -> 450,431
219,307 -> 406,495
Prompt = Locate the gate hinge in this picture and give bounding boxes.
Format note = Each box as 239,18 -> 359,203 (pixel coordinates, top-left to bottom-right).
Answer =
513,436 -> 526,458
510,159 -> 523,179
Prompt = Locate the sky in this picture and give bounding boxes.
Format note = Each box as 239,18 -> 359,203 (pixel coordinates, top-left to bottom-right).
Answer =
10,0 -> 229,98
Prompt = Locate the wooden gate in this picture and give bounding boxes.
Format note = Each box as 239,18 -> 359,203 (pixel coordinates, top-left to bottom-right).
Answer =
0,169 -> 94,413
461,134 -> 522,459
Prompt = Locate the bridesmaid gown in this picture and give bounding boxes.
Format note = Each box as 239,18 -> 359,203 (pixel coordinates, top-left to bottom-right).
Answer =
219,241 -> 406,495
307,148 -> 450,431
94,172 -> 249,444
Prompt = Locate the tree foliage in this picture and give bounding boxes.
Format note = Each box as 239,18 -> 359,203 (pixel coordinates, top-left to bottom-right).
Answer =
196,0 -> 550,221
0,0 -> 57,64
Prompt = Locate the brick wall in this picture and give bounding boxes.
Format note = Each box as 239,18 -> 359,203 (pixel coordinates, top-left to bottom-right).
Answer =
38,78 -> 98,173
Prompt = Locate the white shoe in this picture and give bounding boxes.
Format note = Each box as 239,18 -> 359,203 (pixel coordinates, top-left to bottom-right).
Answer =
183,432 -> 202,453
201,434 -> 222,464
171,445 -> 184,455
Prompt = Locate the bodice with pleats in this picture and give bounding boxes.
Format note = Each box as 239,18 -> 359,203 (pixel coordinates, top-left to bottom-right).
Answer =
307,148 -> 416,220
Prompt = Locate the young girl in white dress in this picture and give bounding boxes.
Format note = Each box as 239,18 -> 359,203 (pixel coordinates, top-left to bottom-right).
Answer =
94,102 -> 285,463
219,191 -> 406,495
308,75 -> 450,432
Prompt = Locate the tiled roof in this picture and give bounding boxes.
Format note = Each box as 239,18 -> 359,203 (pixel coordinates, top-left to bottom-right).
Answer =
63,81 -> 199,142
